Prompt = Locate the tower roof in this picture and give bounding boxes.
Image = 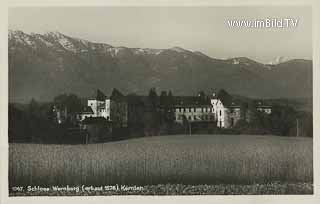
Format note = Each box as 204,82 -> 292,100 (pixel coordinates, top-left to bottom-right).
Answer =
110,88 -> 126,101
96,89 -> 107,101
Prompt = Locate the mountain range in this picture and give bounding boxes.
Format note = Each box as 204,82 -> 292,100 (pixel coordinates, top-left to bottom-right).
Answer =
8,30 -> 312,103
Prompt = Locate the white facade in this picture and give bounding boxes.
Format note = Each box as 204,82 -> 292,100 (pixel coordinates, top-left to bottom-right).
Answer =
174,106 -> 213,122
211,98 -> 226,128
88,99 -> 111,120
173,98 -> 228,128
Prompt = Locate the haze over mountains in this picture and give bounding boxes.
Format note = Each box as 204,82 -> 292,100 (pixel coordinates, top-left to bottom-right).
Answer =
8,30 -> 312,103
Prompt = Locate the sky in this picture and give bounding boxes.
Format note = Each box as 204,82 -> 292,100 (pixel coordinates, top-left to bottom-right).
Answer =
9,6 -> 312,63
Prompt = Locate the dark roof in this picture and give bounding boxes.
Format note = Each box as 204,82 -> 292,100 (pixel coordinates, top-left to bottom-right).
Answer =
254,100 -> 272,107
110,88 -> 126,102
126,95 -> 212,107
126,95 -> 149,106
81,106 -> 94,114
225,99 -> 242,107
96,89 -> 107,101
73,106 -> 94,114
81,117 -> 110,124
257,105 -> 272,108
172,96 -> 211,106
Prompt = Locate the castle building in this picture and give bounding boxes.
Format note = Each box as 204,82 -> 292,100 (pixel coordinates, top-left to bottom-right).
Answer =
85,89 -> 128,128
74,89 -> 272,129
172,96 -> 214,123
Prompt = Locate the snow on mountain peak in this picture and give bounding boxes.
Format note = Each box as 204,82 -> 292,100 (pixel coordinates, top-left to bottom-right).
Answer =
43,31 -> 77,53
132,48 -> 163,55
9,30 -> 23,38
44,31 -> 65,39
8,30 -> 38,47
268,56 -> 290,65
170,46 -> 188,53
232,59 -> 240,65
33,34 -> 54,47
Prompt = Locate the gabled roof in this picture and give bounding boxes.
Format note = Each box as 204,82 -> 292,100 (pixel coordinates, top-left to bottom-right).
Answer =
96,89 -> 107,101
110,88 -> 126,102
81,106 -> 94,114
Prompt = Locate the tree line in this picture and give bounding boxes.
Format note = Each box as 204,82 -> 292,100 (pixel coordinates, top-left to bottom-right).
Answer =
8,89 -> 313,144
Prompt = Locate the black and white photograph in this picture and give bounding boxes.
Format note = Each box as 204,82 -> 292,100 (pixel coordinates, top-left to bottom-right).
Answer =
3,2 -> 318,199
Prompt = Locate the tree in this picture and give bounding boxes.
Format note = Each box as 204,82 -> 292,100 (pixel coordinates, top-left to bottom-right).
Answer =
166,90 -> 175,127
167,90 -> 174,109
198,91 -> 206,103
53,93 -> 82,114
159,90 -> 175,134
67,94 -> 82,113
110,101 -> 127,128
270,105 -> 297,136
240,102 -> 248,121
148,88 -> 159,109
297,111 -> 313,137
160,91 -> 168,107
28,98 -> 39,117
182,115 -> 191,135
53,94 -> 69,110
144,88 -> 160,136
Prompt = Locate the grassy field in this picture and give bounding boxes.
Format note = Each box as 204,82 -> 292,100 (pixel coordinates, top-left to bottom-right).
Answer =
9,134 -> 313,194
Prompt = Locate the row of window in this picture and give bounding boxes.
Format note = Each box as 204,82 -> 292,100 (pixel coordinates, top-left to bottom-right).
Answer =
176,107 -> 212,113
176,115 -> 214,121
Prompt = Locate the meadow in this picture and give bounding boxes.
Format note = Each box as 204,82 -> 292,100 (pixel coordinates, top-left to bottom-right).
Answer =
9,134 -> 313,193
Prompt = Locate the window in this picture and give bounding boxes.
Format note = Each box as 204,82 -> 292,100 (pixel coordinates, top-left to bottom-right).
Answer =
194,107 -> 196,112
219,110 -> 222,116
188,116 -> 191,120
194,116 -> 197,120
183,108 -> 186,112
189,107 -> 192,112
